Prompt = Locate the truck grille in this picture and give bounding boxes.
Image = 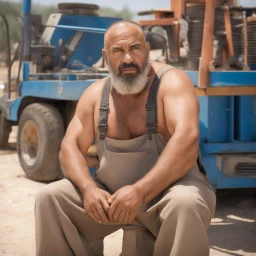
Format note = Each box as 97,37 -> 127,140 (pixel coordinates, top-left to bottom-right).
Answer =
235,163 -> 256,176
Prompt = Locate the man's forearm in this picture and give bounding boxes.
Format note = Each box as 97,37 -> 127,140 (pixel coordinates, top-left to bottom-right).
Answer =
134,132 -> 198,204
59,143 -> 97,195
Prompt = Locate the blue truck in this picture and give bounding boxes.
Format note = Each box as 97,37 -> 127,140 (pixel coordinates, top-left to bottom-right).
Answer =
0,0 -> 255,190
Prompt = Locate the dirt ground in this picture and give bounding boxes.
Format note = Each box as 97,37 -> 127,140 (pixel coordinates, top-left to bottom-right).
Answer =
0,128 -> 256,256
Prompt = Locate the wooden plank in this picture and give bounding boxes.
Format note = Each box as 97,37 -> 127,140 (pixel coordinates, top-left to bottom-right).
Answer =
86,144 -> 98,168
198,0 -> 216,88
243,17 -> 250,71
172,0 -> 185,15
171,0 -> 185,58
85,155 -> 98,168
154,11 -> 172,19
139,18 -> 177,27
247,16 -> 256,23
153,9 -> 174,19
224,5 -> 234,57
138,9 -> 174,17
195,86 -> 256,96
222,47 -> 227,66
87,144 -> 97,156
185,0 -> 222,6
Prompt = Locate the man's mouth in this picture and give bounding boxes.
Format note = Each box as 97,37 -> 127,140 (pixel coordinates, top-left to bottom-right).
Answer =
118,62 -> 140,75
121,68 -> 137,74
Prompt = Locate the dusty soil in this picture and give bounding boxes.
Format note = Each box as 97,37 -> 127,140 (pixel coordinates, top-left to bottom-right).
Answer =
0,128 -> 256,256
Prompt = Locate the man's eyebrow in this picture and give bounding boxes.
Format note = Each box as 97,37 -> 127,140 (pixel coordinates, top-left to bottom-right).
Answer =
111,46 -> 123,50
130,43 -> 141,47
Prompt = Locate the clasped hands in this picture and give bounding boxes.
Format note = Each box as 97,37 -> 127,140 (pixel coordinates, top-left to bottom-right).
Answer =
83,184 -> 144,224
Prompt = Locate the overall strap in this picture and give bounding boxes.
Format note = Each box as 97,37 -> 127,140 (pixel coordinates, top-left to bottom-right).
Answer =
146,65 -> 172,136
98,77 -> 111,140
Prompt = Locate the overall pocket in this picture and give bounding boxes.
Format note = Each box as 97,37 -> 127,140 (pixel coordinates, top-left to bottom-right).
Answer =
95,149 -> 158,192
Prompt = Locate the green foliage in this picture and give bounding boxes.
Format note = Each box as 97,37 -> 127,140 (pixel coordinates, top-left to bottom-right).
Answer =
0,1 -> 56,54
99,5 -> 134,20
32,4 -> 56,23
0,1 -> 21,52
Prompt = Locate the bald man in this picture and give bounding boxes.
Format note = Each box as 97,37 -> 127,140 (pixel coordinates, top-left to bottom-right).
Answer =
35,21 -> 216,256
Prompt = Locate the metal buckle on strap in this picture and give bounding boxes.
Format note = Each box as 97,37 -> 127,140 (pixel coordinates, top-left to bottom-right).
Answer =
146,123 -> 157,128
145,105 -> 156,111
98,123 -> 107,131
99,105 -> 109,111
99,133 -> 106,140
98,123 -> 107,140
146,123 -> 156,140
146,123 -> 157,133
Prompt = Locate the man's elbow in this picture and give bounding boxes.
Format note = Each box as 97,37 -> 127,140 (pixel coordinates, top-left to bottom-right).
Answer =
59,139 -> 71,171
179,128 -> 199,159
187,129 -> 200,162
176,127 -> 199,146
189,129 -> 199,146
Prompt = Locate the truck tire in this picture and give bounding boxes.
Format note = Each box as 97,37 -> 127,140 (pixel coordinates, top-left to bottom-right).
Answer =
57,3 -> 99,15
0,111 -> 11,148
17,103 -> 64,181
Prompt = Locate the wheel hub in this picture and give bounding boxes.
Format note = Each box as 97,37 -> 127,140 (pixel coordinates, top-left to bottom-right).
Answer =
20,121 -> 39,166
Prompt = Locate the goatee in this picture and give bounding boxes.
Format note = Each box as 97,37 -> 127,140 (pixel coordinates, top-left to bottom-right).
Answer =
108,56 -> 151,95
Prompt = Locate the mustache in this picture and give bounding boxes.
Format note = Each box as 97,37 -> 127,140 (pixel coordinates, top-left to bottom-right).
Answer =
119,62 -> 140,73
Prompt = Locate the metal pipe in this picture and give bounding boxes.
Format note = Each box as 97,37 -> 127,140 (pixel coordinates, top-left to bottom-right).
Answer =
243,15 -> 250,71
22,0 -> 32,14
0,15 -> 11,99
198,0 -> 216,88
16,16 -> 24,96
22,0 -> 32,61
44,24 -> 107,34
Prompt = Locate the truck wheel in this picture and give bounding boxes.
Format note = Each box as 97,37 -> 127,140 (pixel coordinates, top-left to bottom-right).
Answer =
0,111 -> 12,148
57,3 -> 99,15
17,103 -> 64,181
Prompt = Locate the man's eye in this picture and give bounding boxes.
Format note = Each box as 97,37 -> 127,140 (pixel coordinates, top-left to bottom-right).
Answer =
131,45 -> 140,50
113,48 -> 122,53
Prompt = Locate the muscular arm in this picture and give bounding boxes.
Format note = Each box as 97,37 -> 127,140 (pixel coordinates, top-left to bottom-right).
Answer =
59,84 -> 97,194
60,80 -> 111,223
134,69 -> 200,203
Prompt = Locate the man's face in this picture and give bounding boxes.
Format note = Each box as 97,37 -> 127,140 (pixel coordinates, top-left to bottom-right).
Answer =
102,23 -> 150,94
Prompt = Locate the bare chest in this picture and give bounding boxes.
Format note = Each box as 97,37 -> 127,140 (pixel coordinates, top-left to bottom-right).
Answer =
107,97 -> 147,139
94,84 -> 171,140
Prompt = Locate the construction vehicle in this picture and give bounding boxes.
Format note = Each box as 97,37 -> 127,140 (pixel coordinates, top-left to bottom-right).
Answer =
0,0 -> 255,190
0,0 -> 120,181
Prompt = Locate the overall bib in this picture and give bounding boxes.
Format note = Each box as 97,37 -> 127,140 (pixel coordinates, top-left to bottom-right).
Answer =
35,67 -> 216,256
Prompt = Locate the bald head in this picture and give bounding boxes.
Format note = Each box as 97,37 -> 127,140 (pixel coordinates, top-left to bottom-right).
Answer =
102,20 -> 151,95
104,20 -> 146,49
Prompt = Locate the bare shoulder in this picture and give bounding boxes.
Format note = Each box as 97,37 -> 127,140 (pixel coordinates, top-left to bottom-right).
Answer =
159,67 -> 195,97
76,77 -> 107,116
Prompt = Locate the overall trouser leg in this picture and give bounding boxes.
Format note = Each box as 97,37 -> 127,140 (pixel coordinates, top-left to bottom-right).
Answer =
137,172 -> 216,256
35,179 -> 121,256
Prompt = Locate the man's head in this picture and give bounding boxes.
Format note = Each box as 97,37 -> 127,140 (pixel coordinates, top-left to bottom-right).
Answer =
102,21 -> 151,95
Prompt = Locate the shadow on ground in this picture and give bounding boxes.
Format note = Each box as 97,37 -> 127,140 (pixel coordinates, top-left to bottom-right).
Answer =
0,142 -> 16,155
209,189 -> 256,255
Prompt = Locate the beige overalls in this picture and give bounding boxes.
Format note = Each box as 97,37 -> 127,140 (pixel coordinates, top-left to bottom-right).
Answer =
35,67 -> 216,256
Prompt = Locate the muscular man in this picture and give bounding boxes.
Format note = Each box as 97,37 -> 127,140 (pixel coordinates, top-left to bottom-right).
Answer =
35,21 -> 216,256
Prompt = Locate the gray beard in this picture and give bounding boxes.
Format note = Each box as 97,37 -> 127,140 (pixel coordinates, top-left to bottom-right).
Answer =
108,58 -> 151,95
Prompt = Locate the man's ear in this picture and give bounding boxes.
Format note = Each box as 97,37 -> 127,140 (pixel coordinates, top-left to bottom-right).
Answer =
146,42 -> 150,56
102,49 -> 108,65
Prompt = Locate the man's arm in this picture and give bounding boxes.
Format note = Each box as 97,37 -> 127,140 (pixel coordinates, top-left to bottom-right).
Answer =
134,69 -> 199,203
59,81 -> 111,223
59,84 -> 96,192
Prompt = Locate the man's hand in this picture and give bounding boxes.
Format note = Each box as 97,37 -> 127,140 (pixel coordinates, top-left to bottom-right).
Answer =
83,185 -> 111,223
107,185 -> 144,223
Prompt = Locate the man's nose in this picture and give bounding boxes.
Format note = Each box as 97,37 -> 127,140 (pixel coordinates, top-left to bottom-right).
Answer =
122,53 -> 133,63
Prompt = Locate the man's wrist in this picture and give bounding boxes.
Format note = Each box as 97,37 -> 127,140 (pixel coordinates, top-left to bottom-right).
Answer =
81,182 -> 97,196
133,183 -> 146,204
